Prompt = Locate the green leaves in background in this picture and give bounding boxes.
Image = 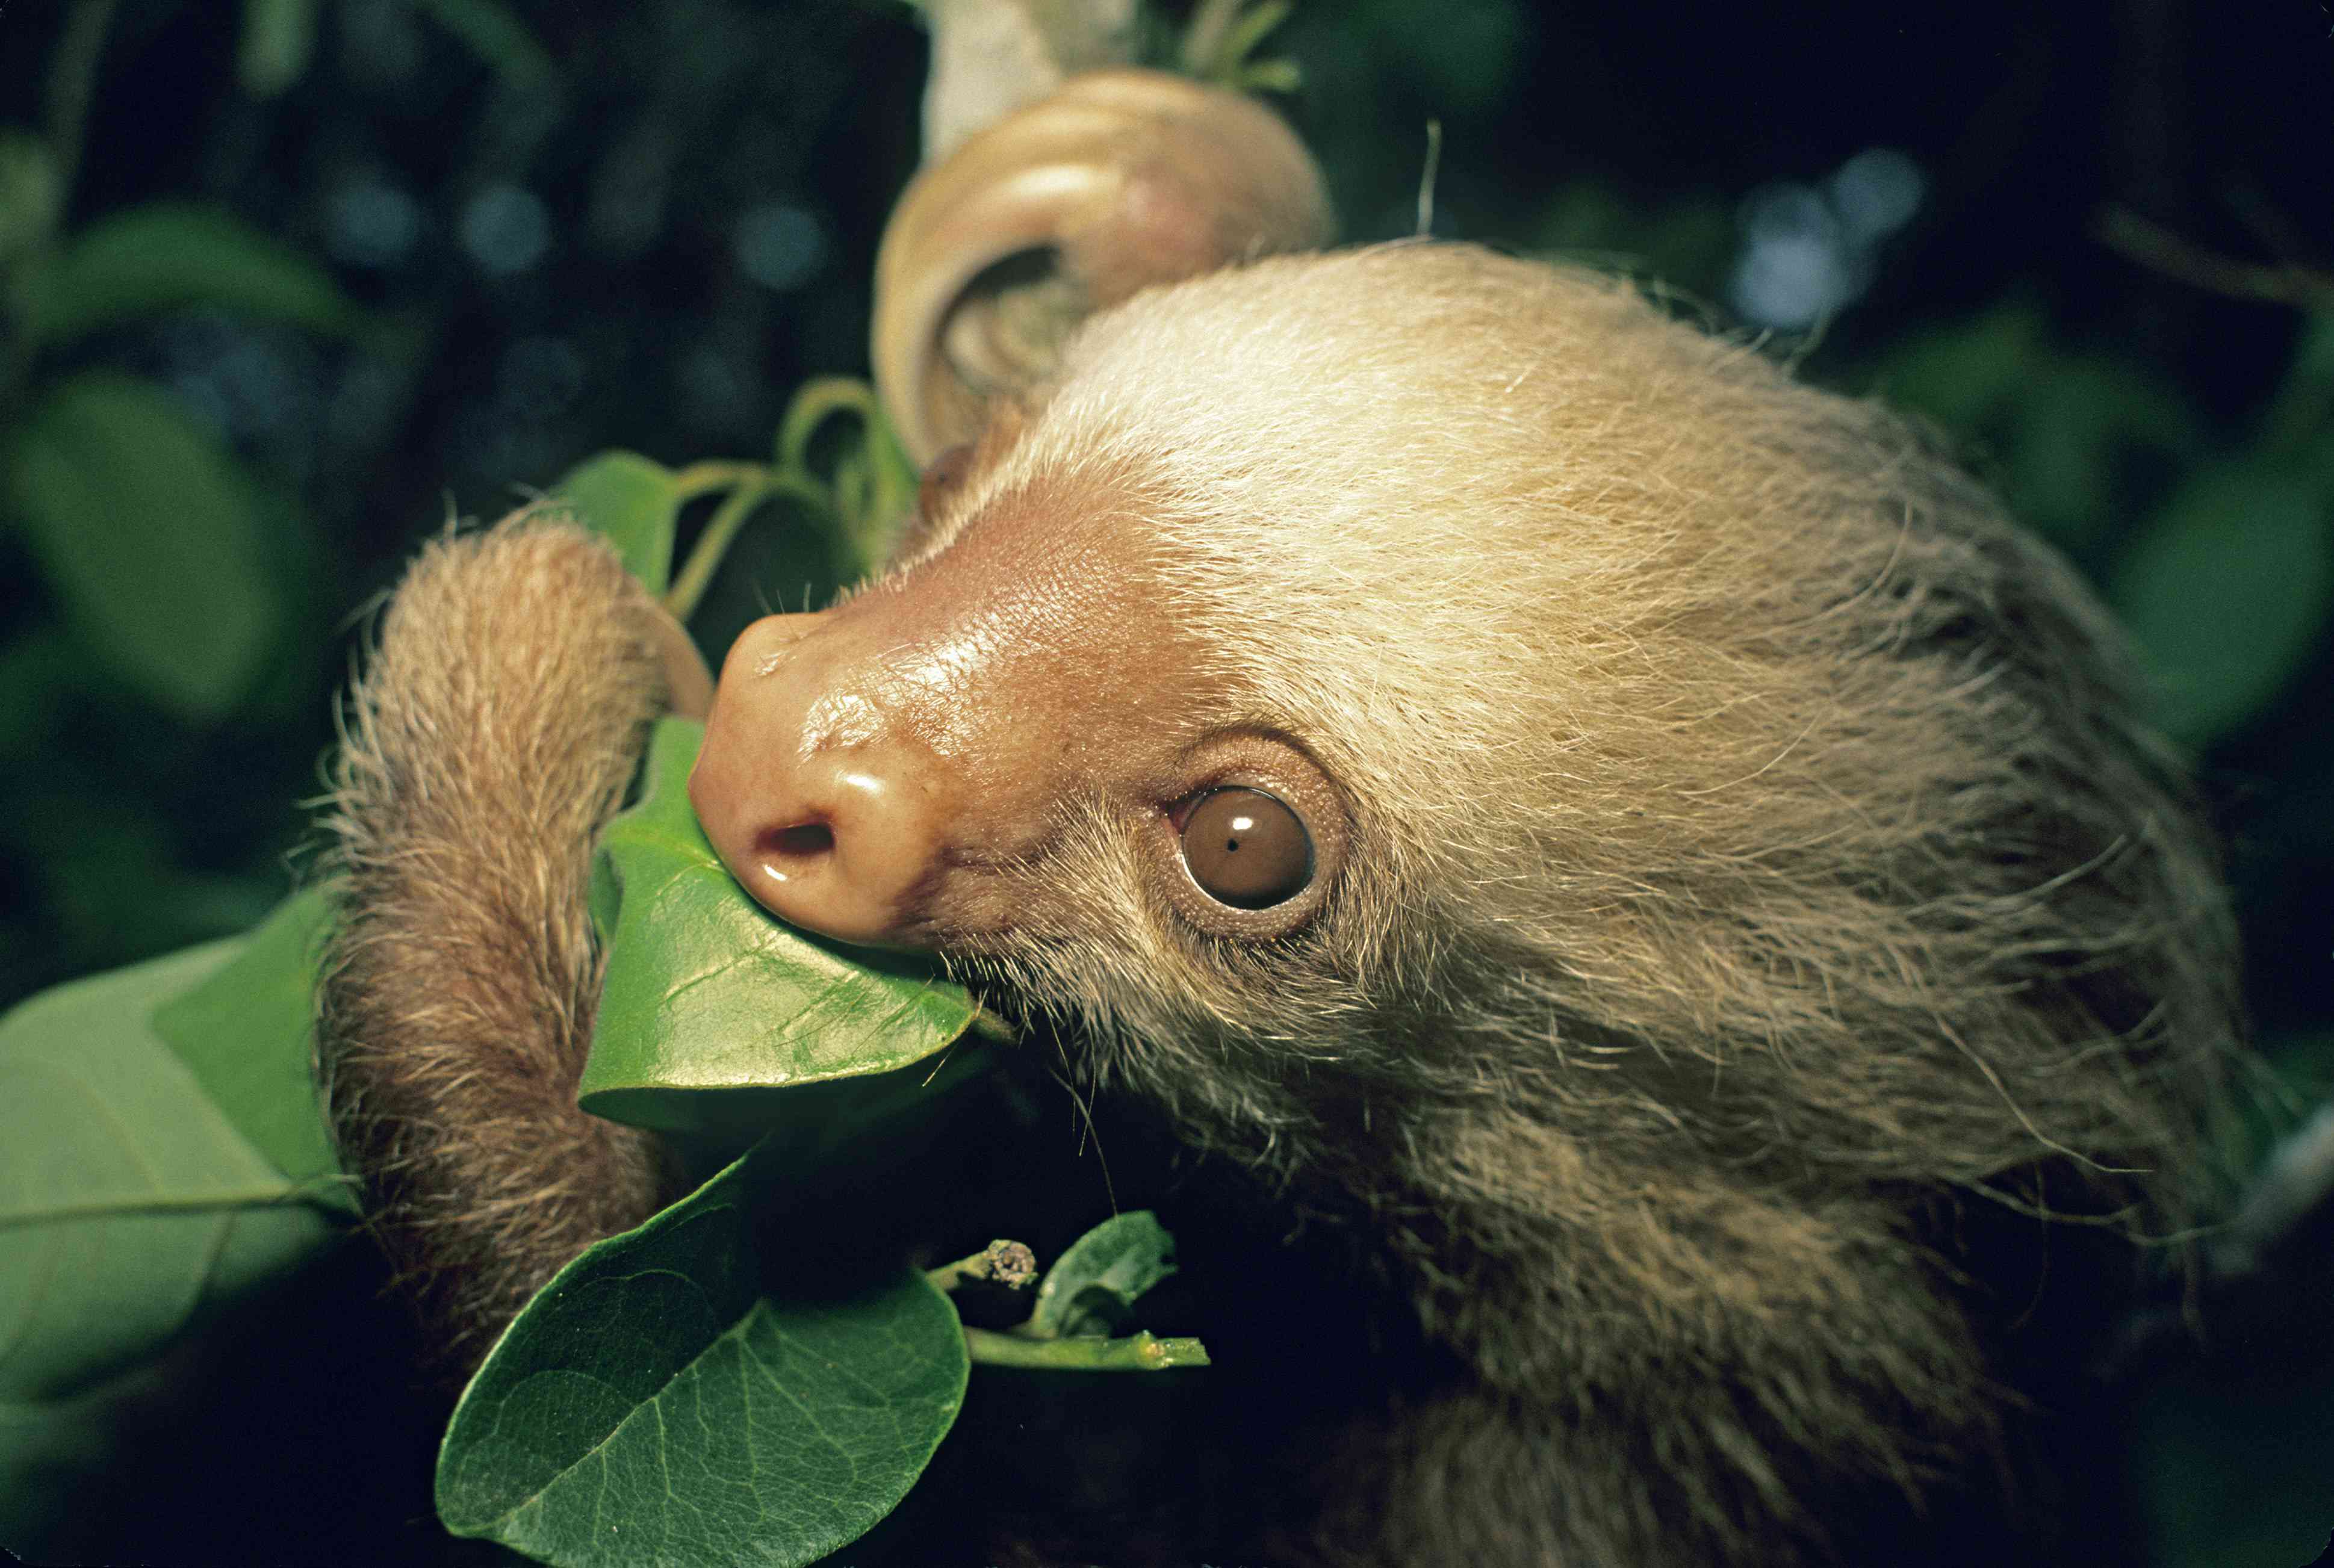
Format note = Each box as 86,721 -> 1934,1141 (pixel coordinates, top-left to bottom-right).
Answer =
578,716 -> 1001,1137
436,1144 -> 968,1568
411,0 -> 558,90
237,0 -> 322,98
0,194 -> 364,728
1529,181 -> 1736,301
1878,300 -> 2199,552
0,133 -> 60,271
2109,461 -> 2334,747
1878,300 -> 2333,747
548,451 -> 682,596
1027,1210 -> 1179,1340
0,938 -> 344,1552
1,372 -> 286,720
20,202 -> 359,350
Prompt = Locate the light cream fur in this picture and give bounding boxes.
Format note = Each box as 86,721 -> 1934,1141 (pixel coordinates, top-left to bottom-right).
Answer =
934,243 -> 2240,1563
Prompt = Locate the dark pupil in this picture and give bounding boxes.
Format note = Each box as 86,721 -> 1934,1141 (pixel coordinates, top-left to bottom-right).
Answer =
1181,787 -> 1312,910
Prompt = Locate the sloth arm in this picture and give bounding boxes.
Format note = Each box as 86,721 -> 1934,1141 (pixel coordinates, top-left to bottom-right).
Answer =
316,517 -> 687,1380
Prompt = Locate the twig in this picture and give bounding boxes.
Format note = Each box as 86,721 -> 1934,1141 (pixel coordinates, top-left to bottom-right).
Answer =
963,1326 -> 1210,1370
2096,206 -> 2334,311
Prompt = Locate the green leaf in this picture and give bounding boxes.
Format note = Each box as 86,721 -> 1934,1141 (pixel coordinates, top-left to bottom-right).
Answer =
411,0 -> 557,87
238,0 -> 321,96
2262,311 -> 2334,456
577,717 -> 1001,1136
1,373 -> 285,720
2108,462 -> 2334,746
2008,356 -> 2194,550
0,943 -> 339,1413
0,131 -> 60,268
1027,1211 -> 1179,1339
547,451 -> 680,595
0,627 -> 75,762
1875,299 -> 2050,433
436,1144 -> 968,1567
149,887 -> 354,1215
22,202 -> 357,349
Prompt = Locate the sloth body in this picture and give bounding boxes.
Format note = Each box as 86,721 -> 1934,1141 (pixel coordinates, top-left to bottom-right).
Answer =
323,243 -> 2237,1565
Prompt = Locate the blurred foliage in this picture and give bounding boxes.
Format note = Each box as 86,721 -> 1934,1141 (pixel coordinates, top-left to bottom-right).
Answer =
0,0 -> 2329,1563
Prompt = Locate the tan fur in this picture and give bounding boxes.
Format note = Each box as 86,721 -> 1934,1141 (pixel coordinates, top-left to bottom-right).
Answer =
315,516 -> 677,1378
321,244 -> 2239,1562
920,243 -> 2239,1563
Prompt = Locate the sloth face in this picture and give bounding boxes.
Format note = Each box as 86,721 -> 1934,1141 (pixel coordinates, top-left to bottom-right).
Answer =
687,456 -> 1354,956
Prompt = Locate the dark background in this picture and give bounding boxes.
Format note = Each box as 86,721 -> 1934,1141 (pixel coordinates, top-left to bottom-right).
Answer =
2,1 -> 2330,1562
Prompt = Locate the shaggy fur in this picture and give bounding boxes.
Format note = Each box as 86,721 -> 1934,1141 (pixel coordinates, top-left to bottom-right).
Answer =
319,244 -> 2239,1561
914,244 -> 2241,1562
315,517 -> 676,1378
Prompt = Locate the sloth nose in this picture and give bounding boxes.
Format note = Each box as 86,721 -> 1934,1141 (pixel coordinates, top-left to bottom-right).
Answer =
688,612 -> 946,948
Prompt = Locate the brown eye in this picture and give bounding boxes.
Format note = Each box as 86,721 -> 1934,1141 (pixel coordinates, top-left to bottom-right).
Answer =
1179,787 -> 1312,910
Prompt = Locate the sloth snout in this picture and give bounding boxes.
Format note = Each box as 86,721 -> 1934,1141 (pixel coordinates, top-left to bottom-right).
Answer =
690,612 -> 946,949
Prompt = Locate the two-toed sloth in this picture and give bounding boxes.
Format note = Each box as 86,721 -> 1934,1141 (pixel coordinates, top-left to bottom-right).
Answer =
317,70 -> 2239,1568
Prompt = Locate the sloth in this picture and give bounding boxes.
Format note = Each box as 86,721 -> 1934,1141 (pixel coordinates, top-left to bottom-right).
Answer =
316,70 -> 2241,1568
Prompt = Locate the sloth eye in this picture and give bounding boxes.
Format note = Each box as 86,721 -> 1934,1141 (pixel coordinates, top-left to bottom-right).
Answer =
1179,787 -> 1313,909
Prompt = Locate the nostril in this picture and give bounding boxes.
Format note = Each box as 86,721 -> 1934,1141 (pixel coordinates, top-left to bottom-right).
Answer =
759,820 -> 835,860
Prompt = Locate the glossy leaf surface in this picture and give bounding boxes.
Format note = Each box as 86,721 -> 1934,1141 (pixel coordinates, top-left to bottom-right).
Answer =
436,1144 -> 968,1567
578,717 -> 996,1135
149,886 -> 353,1214
548,451 -> 681,596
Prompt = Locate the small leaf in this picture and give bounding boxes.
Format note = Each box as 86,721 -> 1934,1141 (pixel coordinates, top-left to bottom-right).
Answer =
2108,462 -> 2334,746
2,373 -> 284,720
22,202 -> 356,349
0,943 -> 338,1410
1028,1211 -> 1179,1339
149,887 -> 353,1215
578,717 -> 1000,1136
546,451 -> 680,595
238,0 -> 321,97
436,1143 -> 967,1568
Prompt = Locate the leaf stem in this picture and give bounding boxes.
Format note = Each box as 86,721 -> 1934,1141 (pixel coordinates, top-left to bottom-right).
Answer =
664,477 -> 766,619
662,470 -> 836,621
963,1327 -> 1211,1371
670,459 -> 767,500
775,376 -> 883,475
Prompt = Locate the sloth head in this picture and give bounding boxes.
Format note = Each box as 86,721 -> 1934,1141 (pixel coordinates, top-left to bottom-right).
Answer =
691,243 -> 2233,1245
